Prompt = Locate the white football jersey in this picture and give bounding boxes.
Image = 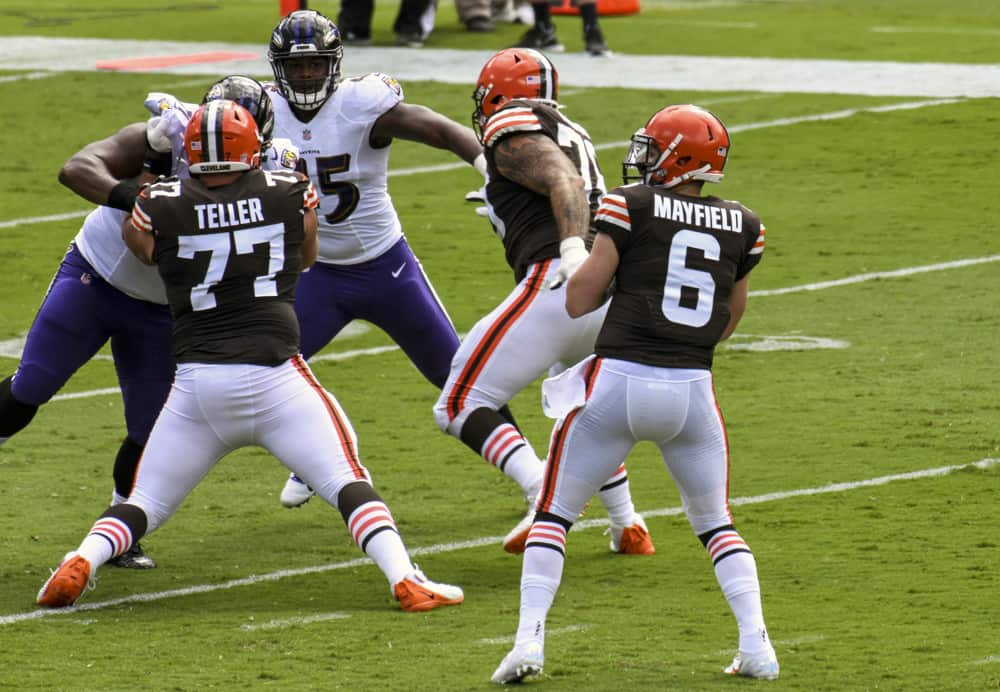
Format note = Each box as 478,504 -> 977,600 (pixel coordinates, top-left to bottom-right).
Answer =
74,92 -> 300,305
268,73 -> 405,265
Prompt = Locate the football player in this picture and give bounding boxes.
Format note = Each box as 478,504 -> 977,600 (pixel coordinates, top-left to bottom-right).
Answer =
37,101 -> 464,613
492,105 -> 778,683
0,76 -> 291,570
433,48 -> 655,555
264,10 -> 530,519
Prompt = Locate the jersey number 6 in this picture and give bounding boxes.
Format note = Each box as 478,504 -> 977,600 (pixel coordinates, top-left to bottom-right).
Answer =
662,229 -> 719,328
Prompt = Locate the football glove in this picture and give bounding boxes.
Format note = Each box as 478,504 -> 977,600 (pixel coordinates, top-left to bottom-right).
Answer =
548,236 -> 588,289
465,187 -> 489,218
145,116 -> 172,153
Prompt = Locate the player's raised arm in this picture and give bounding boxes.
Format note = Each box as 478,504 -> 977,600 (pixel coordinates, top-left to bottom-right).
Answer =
371,101 -> 483,165
58,122 -> 147,210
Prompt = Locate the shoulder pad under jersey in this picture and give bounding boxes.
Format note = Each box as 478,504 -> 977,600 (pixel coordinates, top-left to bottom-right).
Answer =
482,103 -> 545,149
263,137 -> 300,171
336,73 -> 405,121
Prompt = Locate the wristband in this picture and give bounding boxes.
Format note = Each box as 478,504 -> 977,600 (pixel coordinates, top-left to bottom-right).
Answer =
473,153 -> 487,178
559,236 -> 586,255
106,178 -> 141,212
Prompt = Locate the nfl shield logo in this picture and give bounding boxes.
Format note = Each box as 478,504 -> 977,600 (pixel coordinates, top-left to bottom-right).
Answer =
303,129 -> 312,141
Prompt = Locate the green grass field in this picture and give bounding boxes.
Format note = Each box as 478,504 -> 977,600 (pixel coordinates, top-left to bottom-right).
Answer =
1,1 -> 998,689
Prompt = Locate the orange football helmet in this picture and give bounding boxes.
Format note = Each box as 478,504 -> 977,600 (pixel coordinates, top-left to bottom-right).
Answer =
185,100 -> 261,175
471,48 -> 558,142
623,105 -> 730,188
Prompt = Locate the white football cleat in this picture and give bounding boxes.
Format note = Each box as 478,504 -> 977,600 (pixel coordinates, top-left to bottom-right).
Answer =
280,473 -> 315,508
492,639 -> 544,684
724,648 -> 780,680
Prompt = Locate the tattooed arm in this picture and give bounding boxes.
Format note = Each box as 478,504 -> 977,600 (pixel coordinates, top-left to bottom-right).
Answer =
492,132 -> 590,243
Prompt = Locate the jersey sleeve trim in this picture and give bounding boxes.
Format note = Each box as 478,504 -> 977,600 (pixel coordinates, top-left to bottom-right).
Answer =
594,193 -> 631,232
303,182 -> 320,210
749,222 -> 766,255
483,107 -> 543,147
131,201 -> 154,233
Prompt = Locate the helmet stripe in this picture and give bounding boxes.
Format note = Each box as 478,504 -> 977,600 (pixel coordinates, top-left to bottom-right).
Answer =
530,51 -> 556,101
202,100 -> 225,165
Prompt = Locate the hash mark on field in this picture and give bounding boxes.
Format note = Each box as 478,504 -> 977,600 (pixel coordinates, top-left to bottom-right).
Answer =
973,655 -> 1000,665
2,458 -> 995,627
240,612 -> 350,631
477,624 -> 590,645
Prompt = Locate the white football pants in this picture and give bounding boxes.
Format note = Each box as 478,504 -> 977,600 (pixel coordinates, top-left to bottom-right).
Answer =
434,258 -> 607,434
129,356 -> 370,532
538,357 -> 734,535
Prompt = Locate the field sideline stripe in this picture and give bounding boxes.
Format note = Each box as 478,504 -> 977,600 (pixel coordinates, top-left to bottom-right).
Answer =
2,457 -> 994,627
0,97 -> 959,231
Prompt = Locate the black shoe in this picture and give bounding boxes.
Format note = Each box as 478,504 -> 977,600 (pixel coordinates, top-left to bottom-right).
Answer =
584,25 -> 610,56
513,25 -> 565,52
108,542 -> 157,569
395,30 -> 424,47
342,30 -> 372,46
466,16 -> 496,32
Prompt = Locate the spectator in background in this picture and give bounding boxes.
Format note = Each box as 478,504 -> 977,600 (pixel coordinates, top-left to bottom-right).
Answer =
514,0 -> 610,56
337,0 -> 437,46
457,0 -> 496,32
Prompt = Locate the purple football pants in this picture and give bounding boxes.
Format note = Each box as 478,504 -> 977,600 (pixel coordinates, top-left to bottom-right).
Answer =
12,244 -> 174,445
295,237 -> 459,388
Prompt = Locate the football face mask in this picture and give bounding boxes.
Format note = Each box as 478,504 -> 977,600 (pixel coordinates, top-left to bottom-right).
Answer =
268,10 -> 343,112
623,104 -> 730,188
202,75 -> 275,148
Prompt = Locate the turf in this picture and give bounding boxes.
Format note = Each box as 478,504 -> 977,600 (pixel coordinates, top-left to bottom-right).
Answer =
1,1 -> 998,690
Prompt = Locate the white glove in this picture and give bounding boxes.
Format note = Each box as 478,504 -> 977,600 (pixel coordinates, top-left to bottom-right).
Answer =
465,186 -> 489,218
548,236 -> 588,289
145,116 -> 173,153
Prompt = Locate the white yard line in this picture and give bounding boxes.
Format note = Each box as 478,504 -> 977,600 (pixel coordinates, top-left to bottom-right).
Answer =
1,457 -> 995,626
0,97 -> 963,227
0,71 -> 56,84
19,250 -> 998,394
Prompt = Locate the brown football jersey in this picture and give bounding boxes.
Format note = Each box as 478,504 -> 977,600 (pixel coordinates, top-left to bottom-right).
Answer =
481,99 -> 606,283
592,184 -> 766,369
133,169 -> 315,365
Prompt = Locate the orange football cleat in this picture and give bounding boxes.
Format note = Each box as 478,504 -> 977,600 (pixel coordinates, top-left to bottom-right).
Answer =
37,553 -> 93,608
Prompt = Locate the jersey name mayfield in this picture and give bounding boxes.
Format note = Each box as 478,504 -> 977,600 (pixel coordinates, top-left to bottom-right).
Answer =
481,100 -> 606,283
593,184 -> 766,369
134,170 -> 314,366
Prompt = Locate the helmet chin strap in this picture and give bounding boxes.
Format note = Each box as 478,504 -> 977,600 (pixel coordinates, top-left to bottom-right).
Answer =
661,164 -> 723,188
